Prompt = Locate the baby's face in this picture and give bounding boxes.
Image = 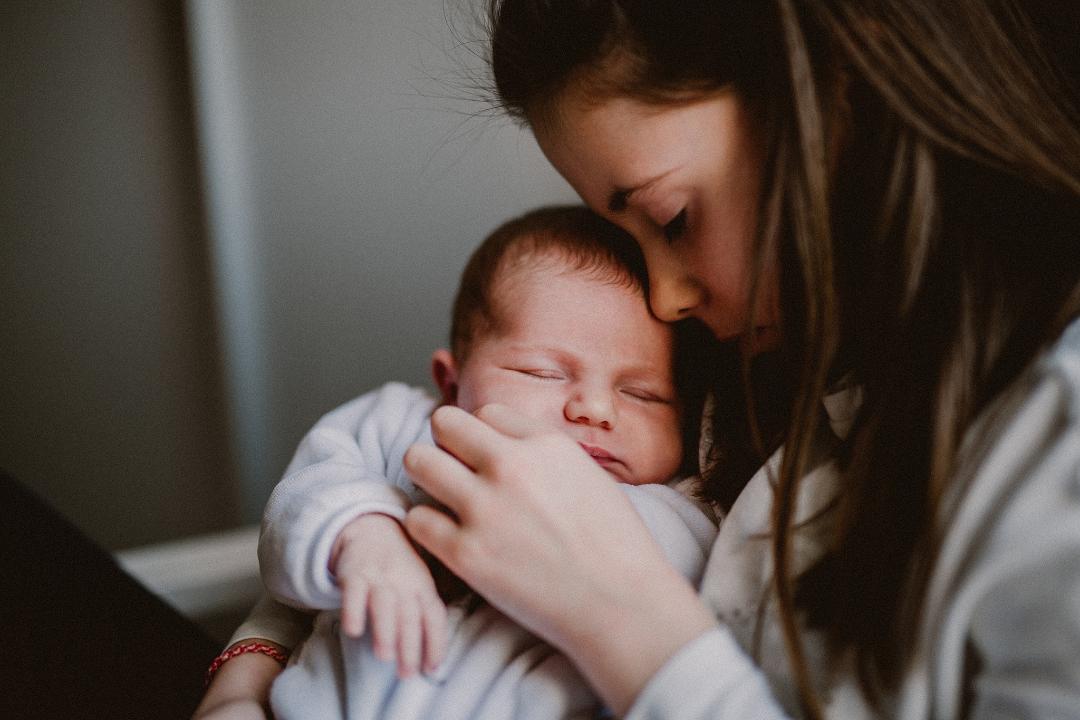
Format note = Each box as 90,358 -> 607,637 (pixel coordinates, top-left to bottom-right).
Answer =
452,260 -> 683,485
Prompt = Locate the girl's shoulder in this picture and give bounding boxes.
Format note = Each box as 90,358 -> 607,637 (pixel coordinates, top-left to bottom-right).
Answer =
953,315 -> 1080,530
1039,315 -> 1080,418
901,316 -> 1080,720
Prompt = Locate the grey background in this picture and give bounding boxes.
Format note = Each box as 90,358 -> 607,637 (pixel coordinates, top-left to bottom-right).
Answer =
1,0 -> 571,550
6,2 -> 1074,553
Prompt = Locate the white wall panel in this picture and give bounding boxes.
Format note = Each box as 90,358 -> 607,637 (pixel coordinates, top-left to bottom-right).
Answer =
187,1 -> 574,518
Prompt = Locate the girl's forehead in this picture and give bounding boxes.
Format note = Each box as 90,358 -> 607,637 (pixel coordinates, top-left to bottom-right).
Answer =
534,89 -> 744,199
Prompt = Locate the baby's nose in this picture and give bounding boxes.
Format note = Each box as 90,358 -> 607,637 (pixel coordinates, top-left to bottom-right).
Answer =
564,389 -> 615,429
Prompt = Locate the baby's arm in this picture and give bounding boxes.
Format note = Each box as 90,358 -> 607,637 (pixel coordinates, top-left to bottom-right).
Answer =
258,382 -> 447,675
330,513 -> 447,676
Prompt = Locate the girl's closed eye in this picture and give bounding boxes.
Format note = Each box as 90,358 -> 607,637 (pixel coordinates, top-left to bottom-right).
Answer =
662,208 -> 688,243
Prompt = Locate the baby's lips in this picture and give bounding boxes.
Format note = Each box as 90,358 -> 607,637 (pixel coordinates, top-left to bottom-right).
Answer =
578,441 -> 613,460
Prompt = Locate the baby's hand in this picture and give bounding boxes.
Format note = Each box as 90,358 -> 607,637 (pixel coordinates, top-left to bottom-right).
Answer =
330,513 -> 448,677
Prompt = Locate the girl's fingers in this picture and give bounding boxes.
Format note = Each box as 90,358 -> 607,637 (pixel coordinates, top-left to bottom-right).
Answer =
427,405 -> 510,471
369,586 -> 398,663
339,578 -> 369,637
403,443 -> 480,515
404,505 -> 463,569
473,403 -> 547,439
397,600 -> 422,678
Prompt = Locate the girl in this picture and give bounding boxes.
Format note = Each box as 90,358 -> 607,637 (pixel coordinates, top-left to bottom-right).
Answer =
403,1 -> 1080,718
197,2 -> 1080,718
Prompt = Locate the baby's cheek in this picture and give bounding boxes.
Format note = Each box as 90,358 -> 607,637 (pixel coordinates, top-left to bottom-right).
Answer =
640,410 -> 685,477
486,385 -> 556,425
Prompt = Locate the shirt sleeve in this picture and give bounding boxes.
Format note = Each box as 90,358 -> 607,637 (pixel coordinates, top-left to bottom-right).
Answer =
258,383 -> 436,610
965,526 -> 1080,719
923,365 -> 1080,720
615,483 -> 795,719
624,627 -> 791,720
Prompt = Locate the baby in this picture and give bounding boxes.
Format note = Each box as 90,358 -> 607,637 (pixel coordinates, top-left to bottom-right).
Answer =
259,206 -> 717,720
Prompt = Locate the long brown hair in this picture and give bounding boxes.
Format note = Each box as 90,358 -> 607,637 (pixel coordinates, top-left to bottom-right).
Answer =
486,0 -> 1080,714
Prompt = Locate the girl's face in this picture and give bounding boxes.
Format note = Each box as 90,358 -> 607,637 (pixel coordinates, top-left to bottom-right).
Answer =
533,90 -> 781,354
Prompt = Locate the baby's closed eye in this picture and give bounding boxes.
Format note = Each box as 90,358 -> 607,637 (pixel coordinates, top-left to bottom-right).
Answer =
510,367 -> 566,380
620,386 -> 673,404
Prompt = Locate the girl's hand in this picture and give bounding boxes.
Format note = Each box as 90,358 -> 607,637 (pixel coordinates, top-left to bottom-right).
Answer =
402,404 -> 715,714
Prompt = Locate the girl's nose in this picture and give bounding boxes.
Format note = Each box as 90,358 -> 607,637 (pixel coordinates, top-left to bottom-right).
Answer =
648,273 -> 704,322
639,243 -> 703,322
564,388 -> 615,429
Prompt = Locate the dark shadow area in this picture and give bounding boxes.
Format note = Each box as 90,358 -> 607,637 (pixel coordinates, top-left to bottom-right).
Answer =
1,470 -> 218,719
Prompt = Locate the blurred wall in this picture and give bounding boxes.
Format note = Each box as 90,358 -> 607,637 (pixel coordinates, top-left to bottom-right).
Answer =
1,1 -> 234,549
188,0 -> 574,521
1,0 -> 572,549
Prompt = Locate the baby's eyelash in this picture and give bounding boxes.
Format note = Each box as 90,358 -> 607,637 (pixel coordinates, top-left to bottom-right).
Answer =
515,368 -> 563,380
623,388 -> 673,404
663,209 -> 688,243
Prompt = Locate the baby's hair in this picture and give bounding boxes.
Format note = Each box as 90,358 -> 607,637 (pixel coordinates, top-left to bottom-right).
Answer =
450,205 -> 648,362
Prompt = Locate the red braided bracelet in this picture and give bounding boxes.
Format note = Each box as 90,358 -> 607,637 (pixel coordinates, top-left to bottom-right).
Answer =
205,641 -> 289,686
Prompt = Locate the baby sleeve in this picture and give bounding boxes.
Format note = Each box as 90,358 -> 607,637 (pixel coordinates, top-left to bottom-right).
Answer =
619,482 -> 717,587
258,382 -> 436,610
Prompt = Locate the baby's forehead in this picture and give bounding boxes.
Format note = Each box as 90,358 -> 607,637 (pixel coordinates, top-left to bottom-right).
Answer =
483,252 -> 674,354
492,263 -> 651,333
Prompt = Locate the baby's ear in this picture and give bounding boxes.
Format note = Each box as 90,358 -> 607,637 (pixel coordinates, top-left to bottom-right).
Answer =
430,348 -> 459,406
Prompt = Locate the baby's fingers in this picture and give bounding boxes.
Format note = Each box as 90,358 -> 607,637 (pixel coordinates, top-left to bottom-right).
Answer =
369,586 -> 398,663
339,578 -> 369,638
421,593 -> 448,674
396,599 -> 422,678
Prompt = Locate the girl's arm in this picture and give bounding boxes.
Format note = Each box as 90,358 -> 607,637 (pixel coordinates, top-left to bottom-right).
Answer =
192,595 -> 312,720
192,641 -> 287,720
403,403 -> 785,716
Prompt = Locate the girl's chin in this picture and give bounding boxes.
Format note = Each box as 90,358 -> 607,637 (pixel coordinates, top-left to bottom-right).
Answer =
741,326 -> 782,356
699,315 -> 781,355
